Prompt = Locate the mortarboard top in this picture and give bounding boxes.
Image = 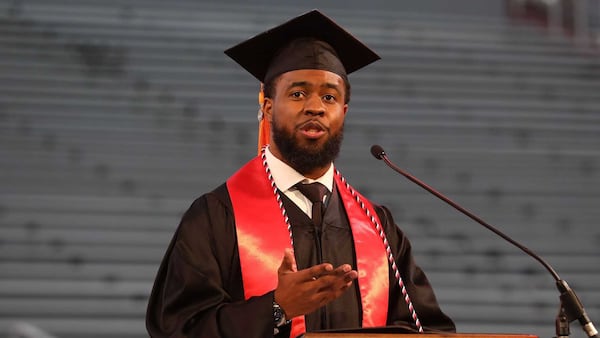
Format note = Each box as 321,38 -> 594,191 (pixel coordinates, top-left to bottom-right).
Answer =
224,9 -> 380,83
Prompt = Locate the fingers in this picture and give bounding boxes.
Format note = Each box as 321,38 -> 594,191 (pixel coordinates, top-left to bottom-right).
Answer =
310,267 -> 358,304
307,263 -> 357,280
305,263 -> 334,281
308,265 -> 358,296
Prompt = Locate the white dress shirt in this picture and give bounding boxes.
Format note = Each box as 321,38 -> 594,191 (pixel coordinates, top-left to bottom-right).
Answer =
265,146 -> 333,218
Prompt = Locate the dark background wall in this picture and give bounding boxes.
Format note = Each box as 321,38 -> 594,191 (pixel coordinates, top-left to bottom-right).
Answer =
1,1 -> 599,337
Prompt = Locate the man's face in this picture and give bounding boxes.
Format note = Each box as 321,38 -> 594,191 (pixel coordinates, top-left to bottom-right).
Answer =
264,69 -> 349,178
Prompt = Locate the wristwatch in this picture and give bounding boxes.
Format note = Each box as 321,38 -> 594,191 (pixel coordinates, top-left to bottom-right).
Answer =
273,301 -> 291,328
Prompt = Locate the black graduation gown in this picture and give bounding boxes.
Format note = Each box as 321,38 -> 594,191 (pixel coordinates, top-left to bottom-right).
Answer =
146,183 -> 455,338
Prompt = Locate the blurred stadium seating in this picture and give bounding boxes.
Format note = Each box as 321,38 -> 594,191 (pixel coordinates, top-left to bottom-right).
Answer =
0,1 -> 599,337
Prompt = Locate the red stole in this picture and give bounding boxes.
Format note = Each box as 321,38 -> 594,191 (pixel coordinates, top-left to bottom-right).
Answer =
227,156 -> 389,337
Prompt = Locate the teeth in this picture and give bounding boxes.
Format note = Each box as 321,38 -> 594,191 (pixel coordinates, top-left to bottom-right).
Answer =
300,123 -> 324,133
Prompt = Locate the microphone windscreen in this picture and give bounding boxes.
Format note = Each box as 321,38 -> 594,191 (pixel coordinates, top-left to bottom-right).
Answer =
370,145 -> 385,160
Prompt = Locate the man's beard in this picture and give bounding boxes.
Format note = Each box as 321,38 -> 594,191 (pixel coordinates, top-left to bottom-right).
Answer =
271,118 -> 344,176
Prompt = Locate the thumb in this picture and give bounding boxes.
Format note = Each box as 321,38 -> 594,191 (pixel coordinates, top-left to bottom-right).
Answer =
278,248 -> 297,273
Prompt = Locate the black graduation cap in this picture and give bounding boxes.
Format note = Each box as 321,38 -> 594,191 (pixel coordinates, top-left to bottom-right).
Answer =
224,10 -> 380,83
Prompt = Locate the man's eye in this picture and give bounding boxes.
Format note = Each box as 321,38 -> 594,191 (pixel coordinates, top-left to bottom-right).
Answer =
323,94 -> 336,101
291,91 -> 304,98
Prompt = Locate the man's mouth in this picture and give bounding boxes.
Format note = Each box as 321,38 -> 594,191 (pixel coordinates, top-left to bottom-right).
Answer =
298,121 -> 326,139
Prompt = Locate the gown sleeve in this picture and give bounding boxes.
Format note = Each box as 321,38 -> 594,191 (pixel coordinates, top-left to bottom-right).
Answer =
376,204 -> 457,332
145,184 -> 289,338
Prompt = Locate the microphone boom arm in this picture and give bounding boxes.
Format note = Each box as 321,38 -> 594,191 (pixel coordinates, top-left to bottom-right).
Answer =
370,145 -> 598,338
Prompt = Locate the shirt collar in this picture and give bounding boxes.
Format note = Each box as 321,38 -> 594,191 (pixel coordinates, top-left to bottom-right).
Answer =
265,146 -> 334,193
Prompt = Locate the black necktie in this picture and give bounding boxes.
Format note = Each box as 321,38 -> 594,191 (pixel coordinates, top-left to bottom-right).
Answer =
294,182 -> 329,228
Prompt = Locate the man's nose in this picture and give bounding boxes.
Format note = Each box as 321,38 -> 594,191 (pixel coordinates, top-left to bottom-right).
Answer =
304,95 -> 325,116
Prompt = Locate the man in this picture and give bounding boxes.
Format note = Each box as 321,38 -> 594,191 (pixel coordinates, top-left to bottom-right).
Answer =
146,10 -> 455,338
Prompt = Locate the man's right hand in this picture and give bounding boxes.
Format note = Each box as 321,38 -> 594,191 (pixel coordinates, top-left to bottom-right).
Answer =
273,248 -> 358,319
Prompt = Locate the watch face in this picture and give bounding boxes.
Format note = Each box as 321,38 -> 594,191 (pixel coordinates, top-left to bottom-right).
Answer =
273,303 -> 283,320
273,302 -> 287,327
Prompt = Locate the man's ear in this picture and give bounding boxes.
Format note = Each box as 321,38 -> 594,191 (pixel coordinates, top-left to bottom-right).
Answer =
263,97 -> 273,122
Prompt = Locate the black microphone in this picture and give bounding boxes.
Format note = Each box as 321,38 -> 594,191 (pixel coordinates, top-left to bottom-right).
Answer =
370,144 -> 598,338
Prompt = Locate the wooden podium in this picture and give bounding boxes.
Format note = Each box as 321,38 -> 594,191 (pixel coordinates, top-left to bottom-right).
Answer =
305,333 -> 538,338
